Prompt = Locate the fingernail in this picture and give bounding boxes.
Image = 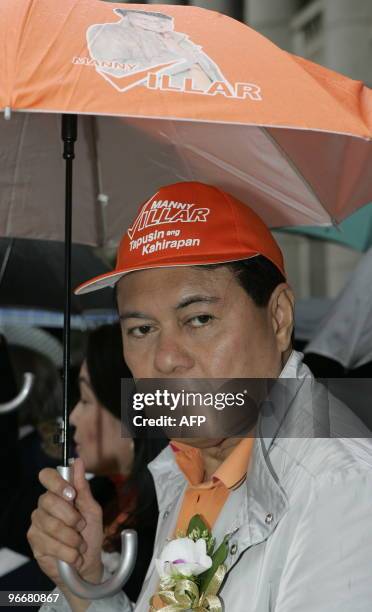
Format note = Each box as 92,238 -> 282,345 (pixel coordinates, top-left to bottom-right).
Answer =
77,519 -> 86,532
62,486 -> 76,500
75,555 -> 83,569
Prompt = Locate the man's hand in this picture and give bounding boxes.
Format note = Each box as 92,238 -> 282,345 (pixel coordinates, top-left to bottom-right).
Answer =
27,458 -> 104,591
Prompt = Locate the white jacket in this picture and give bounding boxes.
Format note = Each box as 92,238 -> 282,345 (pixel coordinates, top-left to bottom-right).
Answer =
43,352 -> 372,611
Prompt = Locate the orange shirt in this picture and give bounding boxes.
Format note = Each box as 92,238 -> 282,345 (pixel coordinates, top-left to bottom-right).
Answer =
171,437 -> 254,534
151,438 -> 254,610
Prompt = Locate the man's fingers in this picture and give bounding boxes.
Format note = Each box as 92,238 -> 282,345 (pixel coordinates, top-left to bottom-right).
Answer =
73,458 -> 102,519
39,468 -> 76,502
37,492 -> 84,529
31,508 -> 86,552
28,527 -> 84,568
72,458 -> 89,493
38,462 -> 101,529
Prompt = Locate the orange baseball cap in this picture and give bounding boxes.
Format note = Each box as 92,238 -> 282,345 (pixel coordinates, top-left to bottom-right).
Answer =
75,182 -> 285,295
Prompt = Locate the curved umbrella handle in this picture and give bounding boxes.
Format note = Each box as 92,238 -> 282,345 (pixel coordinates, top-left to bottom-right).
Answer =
0,372 -> 35,414
57,465 -> 138,599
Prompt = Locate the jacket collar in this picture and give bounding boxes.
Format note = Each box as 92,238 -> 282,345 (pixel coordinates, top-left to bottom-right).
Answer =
260,349 -> 312,452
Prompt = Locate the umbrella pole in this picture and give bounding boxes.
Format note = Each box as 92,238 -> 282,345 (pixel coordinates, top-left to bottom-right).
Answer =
61,114 -> 77,467
57,115 -> 138,599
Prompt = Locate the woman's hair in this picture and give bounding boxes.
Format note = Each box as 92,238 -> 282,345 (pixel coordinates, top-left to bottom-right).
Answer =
84,324 -> 167,550
85,323 -> 130,419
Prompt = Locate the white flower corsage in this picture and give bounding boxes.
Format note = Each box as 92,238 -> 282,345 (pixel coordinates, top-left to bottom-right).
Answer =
150,515 -> 229,611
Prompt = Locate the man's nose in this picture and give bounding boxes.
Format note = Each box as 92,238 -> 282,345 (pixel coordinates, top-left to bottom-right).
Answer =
153,331 -> 194,376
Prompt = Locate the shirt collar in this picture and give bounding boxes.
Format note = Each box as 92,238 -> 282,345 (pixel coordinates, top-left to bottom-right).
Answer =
280,349 -> 307,379
170,438 -> 255,490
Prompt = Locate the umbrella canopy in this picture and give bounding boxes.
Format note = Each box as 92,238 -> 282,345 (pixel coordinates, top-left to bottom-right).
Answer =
0,324 -> 63,368
279,202 -> 372,252
0,0 -> 371,248
304,247 -> 372,370
0,238 -> 114,312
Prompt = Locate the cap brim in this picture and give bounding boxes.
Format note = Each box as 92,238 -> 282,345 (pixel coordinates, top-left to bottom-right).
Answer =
74,269 -> 128,295
74,253 -> 267,296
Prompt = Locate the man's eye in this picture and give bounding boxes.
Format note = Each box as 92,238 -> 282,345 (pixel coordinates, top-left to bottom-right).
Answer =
128,325 -> 152,338
187,315 -> 214,328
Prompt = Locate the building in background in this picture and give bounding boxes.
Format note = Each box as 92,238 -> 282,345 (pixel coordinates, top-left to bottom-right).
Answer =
246,0 -> 372,298
105,0 -> 372,298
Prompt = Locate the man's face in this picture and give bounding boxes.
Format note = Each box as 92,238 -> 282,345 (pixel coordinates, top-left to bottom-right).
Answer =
127,12 -> 173,33
118,265 -> 292,379
117,265 -> 293,447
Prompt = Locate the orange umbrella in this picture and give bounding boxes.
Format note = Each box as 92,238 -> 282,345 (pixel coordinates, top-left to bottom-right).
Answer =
1,0 -> 372,599
1,0 -> 371,246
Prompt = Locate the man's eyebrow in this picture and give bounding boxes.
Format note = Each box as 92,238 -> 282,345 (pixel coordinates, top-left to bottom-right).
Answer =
119,311 -> 153,321
118,296 -> 220,319
175,295 -> 221,310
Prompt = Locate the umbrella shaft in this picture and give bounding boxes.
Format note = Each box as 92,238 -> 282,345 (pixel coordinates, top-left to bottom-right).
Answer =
62,115 -> 77,467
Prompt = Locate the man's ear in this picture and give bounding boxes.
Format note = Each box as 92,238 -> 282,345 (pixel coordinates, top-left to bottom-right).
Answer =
269,284 -> 295,353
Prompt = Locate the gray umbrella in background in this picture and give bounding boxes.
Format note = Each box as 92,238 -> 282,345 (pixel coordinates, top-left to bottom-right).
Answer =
0,325 -> 62,417
0,238 -> 118,330
0,325 -> 63,367
0,238 -> 117,413
0,237 -> 114,312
